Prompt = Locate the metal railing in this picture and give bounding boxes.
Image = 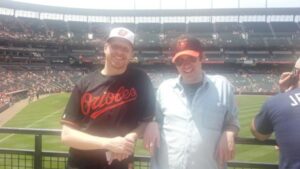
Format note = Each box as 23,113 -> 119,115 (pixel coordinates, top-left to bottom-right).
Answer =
0,127 -> 278,169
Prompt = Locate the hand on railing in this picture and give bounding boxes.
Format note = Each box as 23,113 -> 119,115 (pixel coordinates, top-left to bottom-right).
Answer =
215,131 -> 236,168
143,121 -> 160,155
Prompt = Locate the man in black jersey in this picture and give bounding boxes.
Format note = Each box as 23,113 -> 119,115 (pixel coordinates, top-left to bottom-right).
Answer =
61,27 -> 155,169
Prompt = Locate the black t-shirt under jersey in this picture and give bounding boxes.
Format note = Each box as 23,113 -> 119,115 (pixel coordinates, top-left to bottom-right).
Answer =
61,67 -> 155,169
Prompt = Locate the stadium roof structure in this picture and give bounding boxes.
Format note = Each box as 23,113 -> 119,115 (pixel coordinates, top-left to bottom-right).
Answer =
1,0 -> 300,17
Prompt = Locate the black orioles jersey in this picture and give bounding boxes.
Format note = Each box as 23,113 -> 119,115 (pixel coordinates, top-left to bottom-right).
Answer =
61,67 -> 155,169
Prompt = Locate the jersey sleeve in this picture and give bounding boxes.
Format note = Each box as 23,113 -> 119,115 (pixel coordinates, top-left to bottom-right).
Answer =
137,71 -> 156,122
254,101 -> 274,135
61,84 -> 84,128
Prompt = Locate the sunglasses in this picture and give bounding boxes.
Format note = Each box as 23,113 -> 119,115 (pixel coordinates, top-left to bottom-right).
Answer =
174,56 -> 198,66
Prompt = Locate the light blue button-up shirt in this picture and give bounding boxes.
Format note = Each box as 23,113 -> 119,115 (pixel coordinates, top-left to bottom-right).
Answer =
152,73 -> 239,169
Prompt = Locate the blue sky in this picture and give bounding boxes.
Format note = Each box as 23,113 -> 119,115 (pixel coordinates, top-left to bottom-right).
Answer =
12,0 -> 300,9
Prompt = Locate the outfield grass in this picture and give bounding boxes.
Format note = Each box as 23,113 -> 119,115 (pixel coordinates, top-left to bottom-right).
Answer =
0,93 -> 278,163
234,95 -> 278,163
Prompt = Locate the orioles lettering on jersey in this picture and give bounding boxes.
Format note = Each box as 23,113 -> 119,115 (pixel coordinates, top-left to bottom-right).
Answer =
81,86 -> 138,119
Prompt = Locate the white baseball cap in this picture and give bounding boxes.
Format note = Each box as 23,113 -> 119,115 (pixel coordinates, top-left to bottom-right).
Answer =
107,27 -> 134,46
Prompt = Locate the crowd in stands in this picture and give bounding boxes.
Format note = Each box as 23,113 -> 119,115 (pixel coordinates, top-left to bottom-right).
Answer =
0,16 -> 92,44
0,65 -> 88,111
0,15 -> 297,112
144,66 -> 281,93
0,63 -> 287,113
0,66 -> 86,94
0,15 -> 299,70
1,15 -> 300,49
226,72 -> 279,94
0,64 -> 282,97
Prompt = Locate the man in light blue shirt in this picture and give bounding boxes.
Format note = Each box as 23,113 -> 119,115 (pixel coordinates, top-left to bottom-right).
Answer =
144,35 -> 239,169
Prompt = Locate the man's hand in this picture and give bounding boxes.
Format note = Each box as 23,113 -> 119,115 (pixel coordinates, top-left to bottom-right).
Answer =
215,131 -> 236,168
106,133 -> 138,165
279,72 -> 293,92
125,132 -> 138,143
106,136 -> 135,155
143,121 -> 160,155
106,151 -> 129,165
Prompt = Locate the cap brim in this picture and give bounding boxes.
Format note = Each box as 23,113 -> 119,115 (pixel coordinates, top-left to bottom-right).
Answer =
107,37 -> 133,47
172,50 -> 200,63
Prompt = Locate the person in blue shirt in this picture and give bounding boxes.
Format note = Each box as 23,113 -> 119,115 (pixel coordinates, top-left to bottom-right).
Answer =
251,58 -> 300,169
144,35 -> 240,169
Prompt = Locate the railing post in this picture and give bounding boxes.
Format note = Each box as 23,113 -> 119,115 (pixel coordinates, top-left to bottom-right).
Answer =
34,134 -> 42,169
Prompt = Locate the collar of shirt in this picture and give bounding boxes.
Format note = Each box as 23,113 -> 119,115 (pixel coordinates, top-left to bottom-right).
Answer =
173,72 -> 210,92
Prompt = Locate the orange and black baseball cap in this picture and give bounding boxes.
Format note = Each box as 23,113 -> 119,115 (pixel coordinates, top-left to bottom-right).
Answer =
172,35 -> 203,63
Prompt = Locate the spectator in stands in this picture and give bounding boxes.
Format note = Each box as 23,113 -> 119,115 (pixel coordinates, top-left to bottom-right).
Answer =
251,58 -> 300,169
144,35 -> 239,169
0,67 -> 85,95
60,27 -> 155,169
0,93 -> 8,107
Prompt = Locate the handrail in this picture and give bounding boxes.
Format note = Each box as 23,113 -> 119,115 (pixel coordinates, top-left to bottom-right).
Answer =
0,127 -> 277,145
0,127 -> 278,169
0,127 -> 61,135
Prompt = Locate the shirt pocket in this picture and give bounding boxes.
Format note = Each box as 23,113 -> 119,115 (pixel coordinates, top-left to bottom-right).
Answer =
201,104 -> 226,131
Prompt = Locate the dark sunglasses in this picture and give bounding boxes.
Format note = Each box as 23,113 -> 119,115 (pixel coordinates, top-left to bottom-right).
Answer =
174,57 -> 198,66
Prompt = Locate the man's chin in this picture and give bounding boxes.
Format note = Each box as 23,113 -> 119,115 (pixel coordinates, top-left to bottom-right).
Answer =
111,63 -> 127,70
181,71 -> 194,76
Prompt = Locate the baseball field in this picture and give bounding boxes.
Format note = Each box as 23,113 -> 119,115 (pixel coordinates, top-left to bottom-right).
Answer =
0,93 -> 278,164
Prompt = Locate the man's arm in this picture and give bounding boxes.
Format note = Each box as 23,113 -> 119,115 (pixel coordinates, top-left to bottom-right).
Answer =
143,121 -> 160,155
106,121 -> 153,163
61,125 -> 135,155
250,119 -> 271,141
127,121 -> 151,140
250,99 -> 274,142
216,125 -> 239,167
216,80 -> 240,167
143,87 -> 163,156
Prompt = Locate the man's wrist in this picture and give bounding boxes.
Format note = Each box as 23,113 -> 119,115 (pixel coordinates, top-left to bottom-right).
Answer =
125,132 -> 137,142
101,137 -> 112,151
224,125 -> 239,136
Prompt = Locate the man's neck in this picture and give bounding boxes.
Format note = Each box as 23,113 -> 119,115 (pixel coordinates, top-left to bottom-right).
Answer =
101,66 -> 127,76
181,73 -> 203,85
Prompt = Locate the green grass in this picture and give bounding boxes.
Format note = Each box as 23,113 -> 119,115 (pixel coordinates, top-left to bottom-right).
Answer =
0,94 -> 278,163
0,93 -> 69,151
234,95 -> 278,163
